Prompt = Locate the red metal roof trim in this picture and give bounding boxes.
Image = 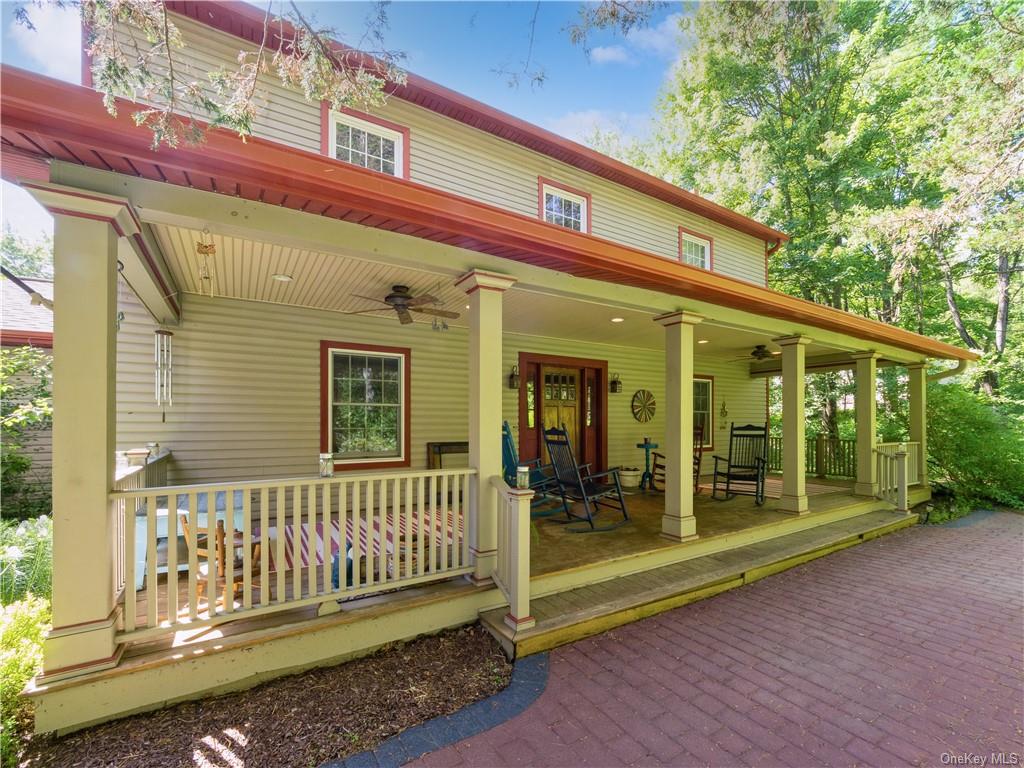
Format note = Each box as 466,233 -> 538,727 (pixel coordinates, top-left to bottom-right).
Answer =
162,0 -> 787,245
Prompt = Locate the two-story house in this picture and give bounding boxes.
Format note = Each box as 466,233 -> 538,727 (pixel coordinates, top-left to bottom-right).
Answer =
0,1 -> 975,734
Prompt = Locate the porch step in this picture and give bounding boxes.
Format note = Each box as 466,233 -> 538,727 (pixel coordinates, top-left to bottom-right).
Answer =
480,509 -> 916,659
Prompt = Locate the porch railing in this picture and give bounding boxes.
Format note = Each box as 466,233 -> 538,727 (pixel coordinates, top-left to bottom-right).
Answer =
766,436 -> 857,478
110,468 -> 474,642
875,445 -> 910,512
492,476 -> 535,632
112,450 -> 172,600
876,441 -> 921,486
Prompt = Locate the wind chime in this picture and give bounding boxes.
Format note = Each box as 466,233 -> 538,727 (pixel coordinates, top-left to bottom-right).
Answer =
195,227 -> 216,297
155,329 -> 173,422
429,281 -> 449,332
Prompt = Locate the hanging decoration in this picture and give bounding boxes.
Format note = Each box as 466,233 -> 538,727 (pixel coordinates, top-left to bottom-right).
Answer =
195,228 -> 216,297
631,389 -> 656,423
155,329 -> 174,421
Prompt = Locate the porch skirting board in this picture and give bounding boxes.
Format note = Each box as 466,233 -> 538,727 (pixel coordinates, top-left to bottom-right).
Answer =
28,581 -> 506,735
324,653 -> 549,768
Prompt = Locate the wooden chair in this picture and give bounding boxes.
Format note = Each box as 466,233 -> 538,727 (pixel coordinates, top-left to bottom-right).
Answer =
711,423 -> 768,506
179,514 -> 249,606
543,425 -> 629,532
501,420 -> 558,515
651,426 -> 704,493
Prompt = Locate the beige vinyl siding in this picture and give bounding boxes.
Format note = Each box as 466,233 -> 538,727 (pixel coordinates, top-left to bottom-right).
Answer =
117,290 -> 764,485
151,14 -> 767,286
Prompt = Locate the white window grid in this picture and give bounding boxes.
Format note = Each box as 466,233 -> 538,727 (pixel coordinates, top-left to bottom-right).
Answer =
681,234 -> 710,269
329,111 -> 404,177
542,184 -> 588,232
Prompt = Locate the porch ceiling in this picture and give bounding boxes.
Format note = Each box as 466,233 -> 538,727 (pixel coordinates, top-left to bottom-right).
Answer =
153,222 -> 844,358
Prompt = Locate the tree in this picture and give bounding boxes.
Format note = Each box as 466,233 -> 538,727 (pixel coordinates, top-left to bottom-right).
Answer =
0,232 -> 53,279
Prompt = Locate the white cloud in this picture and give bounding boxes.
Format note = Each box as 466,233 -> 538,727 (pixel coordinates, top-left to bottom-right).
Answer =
2,181 -> 53,240
590,45 -> 632,65
543,109 -> 651,144
626,13 -> 685,60
8,4 -> 81,83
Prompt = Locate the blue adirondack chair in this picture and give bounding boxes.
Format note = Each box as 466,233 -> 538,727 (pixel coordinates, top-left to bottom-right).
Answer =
501,421 -> 558,515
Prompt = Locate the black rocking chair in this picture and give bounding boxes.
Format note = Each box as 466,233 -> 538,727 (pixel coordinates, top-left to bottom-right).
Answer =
711,423 -> 768,506
543,426 -> 630,532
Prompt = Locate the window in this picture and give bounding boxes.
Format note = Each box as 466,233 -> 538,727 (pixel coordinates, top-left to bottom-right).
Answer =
679,227 -> 713,270
321,342 -> 410,468
693,377 -> 713,449
539,179 -> 590,233
327,109 -> 407,178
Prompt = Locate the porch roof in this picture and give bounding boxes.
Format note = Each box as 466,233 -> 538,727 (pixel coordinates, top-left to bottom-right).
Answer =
0,66 -> 977,362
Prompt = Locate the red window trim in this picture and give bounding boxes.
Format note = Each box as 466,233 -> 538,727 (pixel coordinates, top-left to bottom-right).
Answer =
694,374 -> 715,452
320,102 -> 411,180
319,340 -> 412,471
537,176 -> 592,234
678,226 -> 714,271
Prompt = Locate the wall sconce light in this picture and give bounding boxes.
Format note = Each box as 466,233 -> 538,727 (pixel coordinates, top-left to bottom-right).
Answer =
609,373 -> 623,394
508,365 -> 520,390
720,401 -> 729,421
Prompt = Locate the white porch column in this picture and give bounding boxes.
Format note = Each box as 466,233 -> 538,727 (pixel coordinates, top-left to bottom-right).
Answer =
775,335 -> 812,515
41,212 -> 122,679
853,351 -> 881,496
655,311 -> 703,541
457,269 -> 516,584
907,362 -> 928,486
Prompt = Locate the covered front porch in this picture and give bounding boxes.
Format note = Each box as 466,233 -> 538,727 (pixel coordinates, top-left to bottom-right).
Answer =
23,169 -> 933,733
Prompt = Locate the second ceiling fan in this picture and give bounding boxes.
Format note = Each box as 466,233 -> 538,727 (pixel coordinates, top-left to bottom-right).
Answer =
347,285 -> 460,326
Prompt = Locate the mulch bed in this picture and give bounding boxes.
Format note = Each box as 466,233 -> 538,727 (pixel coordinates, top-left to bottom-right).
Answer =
21,623 -> 511,768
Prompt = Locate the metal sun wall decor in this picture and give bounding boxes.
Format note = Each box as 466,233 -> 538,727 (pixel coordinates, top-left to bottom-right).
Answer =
631,389 -> 656,422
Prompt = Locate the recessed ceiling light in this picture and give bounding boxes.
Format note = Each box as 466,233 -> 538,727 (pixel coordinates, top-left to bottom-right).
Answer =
271,273 -> 293,282
771,350 -> 782,355
465,304 -> 470,309
610,317 -> 625,323
697,339 -> 709,344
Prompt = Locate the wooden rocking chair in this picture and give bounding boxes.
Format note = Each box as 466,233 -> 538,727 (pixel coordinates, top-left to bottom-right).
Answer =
543,425 -> 629,532
501,421 -> 558,516
652,425 -> 705,493
179,515 -> 250,606
711,423 -> 768,506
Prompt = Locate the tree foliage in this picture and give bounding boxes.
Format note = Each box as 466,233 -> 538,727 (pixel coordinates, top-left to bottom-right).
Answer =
1,347 -> 53,521
0,232 -> 53,279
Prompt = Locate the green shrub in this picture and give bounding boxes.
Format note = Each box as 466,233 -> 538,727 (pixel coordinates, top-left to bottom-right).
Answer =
0,517 -> 52,605
928,383 -> 1024,509
0,596 -> 50,768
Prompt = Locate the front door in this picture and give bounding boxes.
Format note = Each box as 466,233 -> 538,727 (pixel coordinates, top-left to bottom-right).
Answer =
541,367 -> 580,451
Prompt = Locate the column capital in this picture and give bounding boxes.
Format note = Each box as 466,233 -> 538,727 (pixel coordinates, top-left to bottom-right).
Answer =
905,361 -> 928,371
772,334 -> 813,347
654,311 -> 704,328
24,181 -> 142,239
850,350 -> 881,361
455,269 -> 517,294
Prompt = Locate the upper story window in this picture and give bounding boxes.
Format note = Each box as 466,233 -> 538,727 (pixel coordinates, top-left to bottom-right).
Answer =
326,108 -> 408,178
538,178 -> 591,233
321,341 -> 411,469
679,227 -> 713,270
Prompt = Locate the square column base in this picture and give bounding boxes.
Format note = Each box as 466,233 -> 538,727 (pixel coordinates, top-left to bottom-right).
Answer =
40,608 -> 123,683
854,482 -> 877,497
505,613 -> 536,632
777,494 -> 809,515
661,514 -> 698,542
468,548 -> 496,586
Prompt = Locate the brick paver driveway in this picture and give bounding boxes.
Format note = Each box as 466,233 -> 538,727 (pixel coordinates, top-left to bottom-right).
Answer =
416,512 -> 1023,767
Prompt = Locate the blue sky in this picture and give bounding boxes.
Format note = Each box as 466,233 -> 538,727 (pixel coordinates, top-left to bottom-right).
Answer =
0,1 -> 687,240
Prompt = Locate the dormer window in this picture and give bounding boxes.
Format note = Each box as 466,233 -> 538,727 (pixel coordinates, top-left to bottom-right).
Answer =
327,109 -> 407,178
679,227 -> 713,270
538,179 -> 590,233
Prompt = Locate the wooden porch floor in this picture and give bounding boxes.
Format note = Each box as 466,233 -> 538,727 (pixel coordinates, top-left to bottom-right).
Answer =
531,474 -> 859,576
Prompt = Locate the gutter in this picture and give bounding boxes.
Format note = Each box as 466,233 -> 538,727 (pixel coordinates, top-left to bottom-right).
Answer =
927,359 -> 970,382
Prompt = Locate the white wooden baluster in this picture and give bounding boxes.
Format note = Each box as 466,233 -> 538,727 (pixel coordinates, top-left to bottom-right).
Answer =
416,477 -> 425,577
259,487 -> 269,607
275,487 -> 286,603
896,446 -> 908,512
428,475 -> 437,573
124,503 -> 137,632
146,494 -> 158,627
365,479 -> 375,587
404,476 -> 413,579
440,474 -> 449,572
335,481 -> 346,592
224,489 -> 235,614
306,483 -> 317,599
351,481 -> 362,590
167,494 -> 178,621
207,491 -> 219,617
291,484 -> 302,601
323,482 -> 333,595
187,491 -> 199,620
242,490 -> 252,611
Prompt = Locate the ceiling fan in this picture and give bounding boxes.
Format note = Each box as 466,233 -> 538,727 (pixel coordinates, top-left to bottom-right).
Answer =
729,344 -> 781,363
346,285 -> 460,326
